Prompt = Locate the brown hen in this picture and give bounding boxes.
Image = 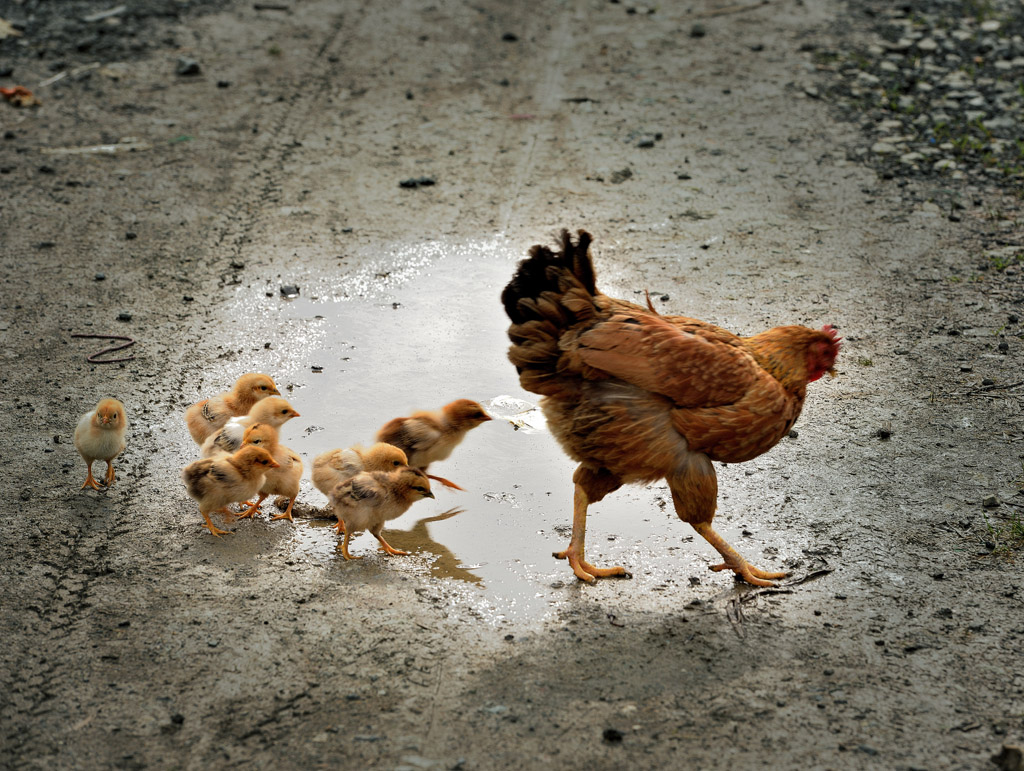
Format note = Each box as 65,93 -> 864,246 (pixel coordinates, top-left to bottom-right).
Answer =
502,229 -> 840,586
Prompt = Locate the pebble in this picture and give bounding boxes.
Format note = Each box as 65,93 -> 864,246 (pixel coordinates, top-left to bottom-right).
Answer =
94,272 -> 106,281
117,312 -> 132,322
176,57 -> 201,76
279,284 -> 300,297
690,23 -> 706,38
982,495 -> 1000,508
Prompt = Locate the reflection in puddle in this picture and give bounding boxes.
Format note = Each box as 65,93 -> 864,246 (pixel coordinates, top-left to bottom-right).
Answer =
224,238 -> 799,622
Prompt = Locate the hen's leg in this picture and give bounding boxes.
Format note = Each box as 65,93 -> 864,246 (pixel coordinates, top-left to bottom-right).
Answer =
371,526 -> 409,556
554,467 -> 630,582
670,456 -> 787,588
236,494 -> 268,519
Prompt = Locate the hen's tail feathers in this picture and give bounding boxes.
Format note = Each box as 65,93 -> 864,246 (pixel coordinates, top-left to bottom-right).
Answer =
502,229 -> 600,397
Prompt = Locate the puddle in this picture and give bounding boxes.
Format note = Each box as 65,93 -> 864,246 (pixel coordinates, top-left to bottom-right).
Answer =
224,239 -> 799,623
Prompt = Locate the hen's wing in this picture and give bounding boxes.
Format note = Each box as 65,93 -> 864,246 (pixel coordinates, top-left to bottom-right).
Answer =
571,309 -> 759,408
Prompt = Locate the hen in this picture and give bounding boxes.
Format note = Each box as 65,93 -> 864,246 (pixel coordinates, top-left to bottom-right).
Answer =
502,229 -> 840,586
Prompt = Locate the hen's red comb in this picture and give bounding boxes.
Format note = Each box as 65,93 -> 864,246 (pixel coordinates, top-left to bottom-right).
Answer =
822,324 -> 842,347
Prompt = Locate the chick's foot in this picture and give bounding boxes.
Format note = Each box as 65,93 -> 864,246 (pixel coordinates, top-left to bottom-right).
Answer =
201,513 -> 232,537
374,534 -> 409,557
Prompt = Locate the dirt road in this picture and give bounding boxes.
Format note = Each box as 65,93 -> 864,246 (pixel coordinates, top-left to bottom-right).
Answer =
1,0 -> 1022,768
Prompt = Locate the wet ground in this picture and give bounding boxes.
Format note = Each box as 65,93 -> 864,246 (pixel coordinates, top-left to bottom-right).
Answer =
2,0 -> 1023,768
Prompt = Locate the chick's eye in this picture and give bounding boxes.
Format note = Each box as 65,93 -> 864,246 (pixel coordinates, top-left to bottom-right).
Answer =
393,460 -> 402,466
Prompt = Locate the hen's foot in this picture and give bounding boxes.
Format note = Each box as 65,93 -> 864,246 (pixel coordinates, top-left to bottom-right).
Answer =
553,547 -> 631,582
710,560 -> 787,587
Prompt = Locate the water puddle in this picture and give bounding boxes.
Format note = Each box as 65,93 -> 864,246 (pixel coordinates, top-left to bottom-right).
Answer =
226,238 -> 799,623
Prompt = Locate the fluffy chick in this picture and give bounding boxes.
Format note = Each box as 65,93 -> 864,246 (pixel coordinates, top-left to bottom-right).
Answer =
184,373 -> 279,445
199,396 -> 300,458
329,467 -> 434,560
182,444 -> 279,536
234,423 -> 304,522
375,399 -> 491,488
74,398 -> 128,490
312,442 -> 408,502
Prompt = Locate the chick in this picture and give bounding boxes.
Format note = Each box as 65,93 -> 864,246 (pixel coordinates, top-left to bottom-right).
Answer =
375,399 -> 492,488
199,396 -> 300,458
312,442 -> 408,510
234,423 -> 304,522
182,444 -> 279,536
184,373 -> 279,445
73,398 -> 128,490
329,467 -> 434,560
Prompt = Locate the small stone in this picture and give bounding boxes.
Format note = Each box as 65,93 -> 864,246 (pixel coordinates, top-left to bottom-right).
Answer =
176,57 -> 201,76
916,38 -> 938,52
690,23 -> 706,38
183,295 -> 194,302
637,138 -> 655,148
501,32 -> 518,42
280,284 -> 300,297
230,260 -> 244,269
804,86 -> 820,99
603,728 -> 624,744
125,231 -> 137,240
94,272 -> 106,281
788,429 -> 798,439
875,425 -> 892,440
117,312 -> 132,322
1008,315 -> 1019,324
982,495 -> 1000,508
982,378 -> 995,386
871,142 -> 897,155
980,20 -> 1001,33
998,341 -> 1009,352
216,80 -> 231,88
20,489 -> 31,501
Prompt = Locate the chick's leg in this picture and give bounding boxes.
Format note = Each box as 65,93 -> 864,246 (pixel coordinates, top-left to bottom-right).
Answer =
670,456 -> 787,588
200,509 -> 231,537
371,527 -> 409,557
554,467 -> 630,582
339,527 -> 361,560
80,461 -> 103,491
236,494 -> 268,519
270,496 -> 296,522
103,460 -> 116,486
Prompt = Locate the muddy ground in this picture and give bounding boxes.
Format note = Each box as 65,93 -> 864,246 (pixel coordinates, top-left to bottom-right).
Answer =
1,0 -> 1023,768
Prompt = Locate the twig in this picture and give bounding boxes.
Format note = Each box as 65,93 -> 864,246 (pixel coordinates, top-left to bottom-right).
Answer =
694,1 -> 770,19
71,333 -> 136,363
958,380 -> 1024,396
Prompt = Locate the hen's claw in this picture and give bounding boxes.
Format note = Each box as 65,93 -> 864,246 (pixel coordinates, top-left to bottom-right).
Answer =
554,548 -> 631,582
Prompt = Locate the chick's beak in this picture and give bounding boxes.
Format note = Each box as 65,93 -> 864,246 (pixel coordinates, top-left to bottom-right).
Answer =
425,491 -> 435,499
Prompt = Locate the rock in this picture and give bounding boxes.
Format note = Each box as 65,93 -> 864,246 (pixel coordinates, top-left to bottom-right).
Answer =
280,284 -> 300,297
690,24 -> 706,38
176,57 -> 201,76
603,728 -> 624,744
871,142 -> 897,155
117,312 -> 132,321
94,272 -> 106,281
982,495 -> 1000,509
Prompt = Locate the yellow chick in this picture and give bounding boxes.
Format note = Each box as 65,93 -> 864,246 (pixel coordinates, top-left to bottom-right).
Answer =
375,399 -> 492,489
74,398 -> 128,490
199,396 -> 300,458
184,373 -> 280,445
182,444 -> 279,536
234,423 -> 304,522
312,442 -> 409,498
329,467 -> 434,560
